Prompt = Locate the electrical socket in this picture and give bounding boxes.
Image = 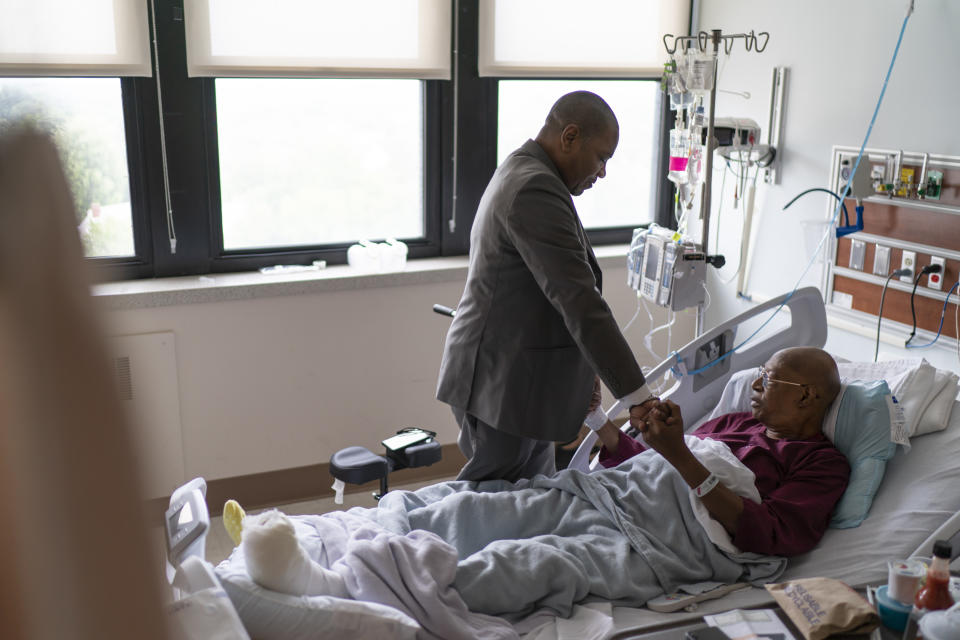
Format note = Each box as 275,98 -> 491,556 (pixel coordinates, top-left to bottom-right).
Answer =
873,245 -> 891,275
848,239 -> 866,270
928,256 -> 946,291
900,250 -> 916,283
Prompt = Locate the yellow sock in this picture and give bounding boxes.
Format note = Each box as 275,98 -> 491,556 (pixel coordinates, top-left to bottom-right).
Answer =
223,499 -> 246,546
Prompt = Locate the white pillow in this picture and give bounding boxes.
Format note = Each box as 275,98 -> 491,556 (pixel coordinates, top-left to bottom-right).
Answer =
915,367 -> 960,435
836,358 -> 958,437
215,549 -> 420,640
694,368 -> 755,428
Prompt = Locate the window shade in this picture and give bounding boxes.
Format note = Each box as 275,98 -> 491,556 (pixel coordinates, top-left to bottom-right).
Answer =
478,0 -> 689,78
0,0 -> 151,76
184,0 -> 451,79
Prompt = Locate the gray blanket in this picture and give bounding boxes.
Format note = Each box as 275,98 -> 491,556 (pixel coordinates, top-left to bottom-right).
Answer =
298,449 -> 786,638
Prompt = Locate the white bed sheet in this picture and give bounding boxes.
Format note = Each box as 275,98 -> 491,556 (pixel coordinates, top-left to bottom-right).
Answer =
564,397 -> 960,638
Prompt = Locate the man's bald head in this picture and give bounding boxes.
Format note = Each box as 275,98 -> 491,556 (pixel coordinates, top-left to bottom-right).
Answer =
538,91 -> 619,140
751,347 -> 841,440
534,91 -> 620,196
775,347 -> 842,412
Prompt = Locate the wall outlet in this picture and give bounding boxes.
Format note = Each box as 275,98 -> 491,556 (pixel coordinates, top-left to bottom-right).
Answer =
848,239 -> 866,271
928,256 -> 946,290
900,251 -> 916,283
873,245 -> 891,275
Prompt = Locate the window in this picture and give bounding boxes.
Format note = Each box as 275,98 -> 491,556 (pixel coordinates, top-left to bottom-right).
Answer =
482,0 -> 689,238
497,80 -> 661,229
182,0 -> 449,261
0,77 -> 135,257
0,0 -> 151,263
215,79 -> 423,251
0,0 -> 686,279
478,0 -> 687,78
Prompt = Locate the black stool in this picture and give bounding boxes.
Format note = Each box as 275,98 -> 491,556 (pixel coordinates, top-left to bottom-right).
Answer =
330,430 -> 442,500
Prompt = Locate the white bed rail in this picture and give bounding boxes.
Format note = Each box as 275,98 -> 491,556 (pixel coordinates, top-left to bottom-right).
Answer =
568,287 -> 827,472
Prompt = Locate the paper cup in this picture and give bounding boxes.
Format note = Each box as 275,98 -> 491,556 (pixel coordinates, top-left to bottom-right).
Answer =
888,558 -> 926,604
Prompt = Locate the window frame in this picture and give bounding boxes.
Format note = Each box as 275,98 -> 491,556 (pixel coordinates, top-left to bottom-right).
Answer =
81,0 -> 677,281
201,79 -> 445,272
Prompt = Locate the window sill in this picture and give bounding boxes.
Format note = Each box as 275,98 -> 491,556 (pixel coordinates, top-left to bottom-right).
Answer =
92,245 -> 630,310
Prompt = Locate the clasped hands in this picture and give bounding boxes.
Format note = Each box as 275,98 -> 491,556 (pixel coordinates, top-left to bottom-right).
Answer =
629,398 -> 688,460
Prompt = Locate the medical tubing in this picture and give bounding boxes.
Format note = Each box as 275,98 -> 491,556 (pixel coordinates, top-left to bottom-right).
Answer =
676,7 -> 912,379
875,269 -> 909,361
787,2 -> 912,293
621,296 -> 643,332
906,265 -> 941,346
905,270 -> 924,345
782,188 -> 849,227
905,281 -> 959,350
646,312 -> 678,357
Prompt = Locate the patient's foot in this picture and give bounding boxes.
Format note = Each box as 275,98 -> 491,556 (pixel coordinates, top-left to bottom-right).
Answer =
242,509 -> 349,598
223,499 -> 245,546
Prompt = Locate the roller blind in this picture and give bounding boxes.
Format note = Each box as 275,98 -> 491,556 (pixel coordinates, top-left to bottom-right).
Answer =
478,0 -> 689,78
184,0 -> 451,79
0,0 -> 151,77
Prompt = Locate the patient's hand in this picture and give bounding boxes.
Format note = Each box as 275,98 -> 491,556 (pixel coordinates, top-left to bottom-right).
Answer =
628,397 -> 660,431
642,399 -> 688,461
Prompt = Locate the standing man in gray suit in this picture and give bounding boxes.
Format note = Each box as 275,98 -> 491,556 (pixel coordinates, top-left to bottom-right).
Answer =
437,91 -> 655,482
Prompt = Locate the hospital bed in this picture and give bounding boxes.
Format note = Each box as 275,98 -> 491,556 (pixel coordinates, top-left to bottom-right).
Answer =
163,286 -> 960,639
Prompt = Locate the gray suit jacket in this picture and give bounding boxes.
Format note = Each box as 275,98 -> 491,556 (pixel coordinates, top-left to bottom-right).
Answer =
437,140 -> 646,442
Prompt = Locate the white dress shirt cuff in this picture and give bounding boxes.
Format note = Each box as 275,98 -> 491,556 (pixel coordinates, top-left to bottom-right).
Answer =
618,384 -> 655,409
583,406 -> 608,431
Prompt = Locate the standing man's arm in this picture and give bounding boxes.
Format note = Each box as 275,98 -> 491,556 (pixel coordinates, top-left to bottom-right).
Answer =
506,177 -> 649,405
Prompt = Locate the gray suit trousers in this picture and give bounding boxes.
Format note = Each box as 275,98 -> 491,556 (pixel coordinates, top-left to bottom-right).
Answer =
452,407 -> 555,482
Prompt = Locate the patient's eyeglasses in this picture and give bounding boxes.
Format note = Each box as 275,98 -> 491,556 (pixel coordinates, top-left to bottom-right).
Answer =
757,367 -> 807,391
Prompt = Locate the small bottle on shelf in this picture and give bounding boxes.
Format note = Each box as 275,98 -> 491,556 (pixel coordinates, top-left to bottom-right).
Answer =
904,540 -> 954,639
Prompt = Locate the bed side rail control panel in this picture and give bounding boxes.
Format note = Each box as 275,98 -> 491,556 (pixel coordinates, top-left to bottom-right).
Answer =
165,477 -> 209,568
330,427 -> 441,500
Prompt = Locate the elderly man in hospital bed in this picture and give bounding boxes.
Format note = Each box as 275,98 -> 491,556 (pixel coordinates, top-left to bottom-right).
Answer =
597,345 -> 849,557
227,346 -> 849,638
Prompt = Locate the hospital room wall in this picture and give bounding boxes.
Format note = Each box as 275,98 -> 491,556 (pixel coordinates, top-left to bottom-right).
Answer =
696,0 -> 960,371
99,262 -> 690,492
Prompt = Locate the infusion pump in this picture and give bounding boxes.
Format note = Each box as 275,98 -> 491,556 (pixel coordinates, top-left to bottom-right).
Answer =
626,225 -> 713,311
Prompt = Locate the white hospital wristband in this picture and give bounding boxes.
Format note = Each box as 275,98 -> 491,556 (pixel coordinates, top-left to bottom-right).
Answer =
692,473 -> 720,498
583,406 -> 608,431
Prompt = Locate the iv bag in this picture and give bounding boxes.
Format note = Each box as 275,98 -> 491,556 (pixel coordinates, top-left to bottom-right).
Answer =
668,128 -> 690,184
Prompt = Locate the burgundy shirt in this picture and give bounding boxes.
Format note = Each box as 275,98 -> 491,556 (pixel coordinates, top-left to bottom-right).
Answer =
598,412 -> 850,557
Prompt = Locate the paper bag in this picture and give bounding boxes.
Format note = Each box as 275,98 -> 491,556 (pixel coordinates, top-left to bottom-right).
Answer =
766,577 -> 879,640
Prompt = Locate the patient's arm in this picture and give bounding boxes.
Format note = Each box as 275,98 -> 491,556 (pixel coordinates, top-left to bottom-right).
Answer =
595,420 -> 621,453
643,400 -> 745,536
595,398 -> 659,457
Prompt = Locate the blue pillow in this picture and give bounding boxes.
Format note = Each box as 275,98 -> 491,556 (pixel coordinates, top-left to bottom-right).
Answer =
824,379 -> 899,528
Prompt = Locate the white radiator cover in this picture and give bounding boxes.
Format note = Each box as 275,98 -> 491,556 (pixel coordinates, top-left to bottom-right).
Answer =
108,331 -> 184,498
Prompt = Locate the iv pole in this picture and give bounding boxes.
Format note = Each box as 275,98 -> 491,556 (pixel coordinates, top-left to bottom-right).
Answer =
662,29 -> 769,334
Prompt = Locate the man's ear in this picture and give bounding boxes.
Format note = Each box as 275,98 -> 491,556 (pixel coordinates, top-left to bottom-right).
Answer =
797,386 -> 819,408
559,124 -> 580,152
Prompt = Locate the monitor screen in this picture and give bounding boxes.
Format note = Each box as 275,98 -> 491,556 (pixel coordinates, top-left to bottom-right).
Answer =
644,243 -> 661,280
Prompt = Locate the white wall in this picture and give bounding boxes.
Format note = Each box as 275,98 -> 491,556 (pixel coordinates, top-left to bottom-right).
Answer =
695,0 -> 960,370
100,259 -> 693,485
